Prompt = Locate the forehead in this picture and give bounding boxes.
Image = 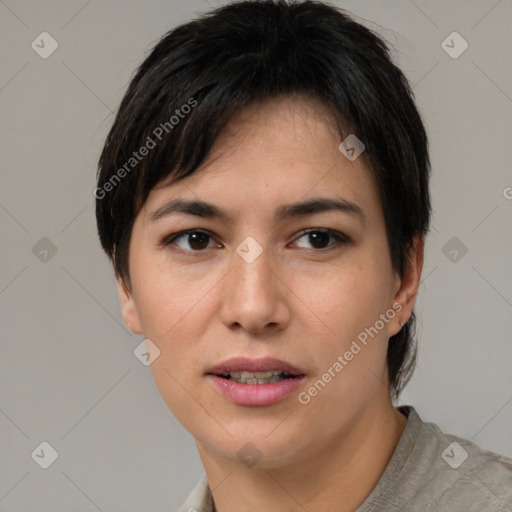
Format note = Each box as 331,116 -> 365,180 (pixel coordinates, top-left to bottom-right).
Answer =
167,95 -> 346,178
143,95 -> 382,226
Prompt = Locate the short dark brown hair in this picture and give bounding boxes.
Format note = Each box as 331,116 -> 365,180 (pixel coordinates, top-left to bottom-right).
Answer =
95,0 -> 432,398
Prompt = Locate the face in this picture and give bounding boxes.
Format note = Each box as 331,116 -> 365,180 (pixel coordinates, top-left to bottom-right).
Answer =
118,95 -> 421,469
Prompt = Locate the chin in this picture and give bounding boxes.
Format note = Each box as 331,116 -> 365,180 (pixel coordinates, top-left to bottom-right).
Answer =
195,419 -> 317,470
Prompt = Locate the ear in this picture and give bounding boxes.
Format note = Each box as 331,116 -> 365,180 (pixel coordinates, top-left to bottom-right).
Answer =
390,236 -> 425,336
117,277 -> 143,335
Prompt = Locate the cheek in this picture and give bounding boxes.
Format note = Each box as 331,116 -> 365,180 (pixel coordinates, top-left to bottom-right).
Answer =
291,256 -> 391,337
129,258 -> 216,405
289,256 -> 392,389
131,250 -> 213,338
137,271 -> 211,423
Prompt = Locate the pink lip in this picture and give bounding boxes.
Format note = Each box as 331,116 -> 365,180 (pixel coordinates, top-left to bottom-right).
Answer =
207,374 -> 306,406
206,356 -> 305,376
206,356 -> 306,407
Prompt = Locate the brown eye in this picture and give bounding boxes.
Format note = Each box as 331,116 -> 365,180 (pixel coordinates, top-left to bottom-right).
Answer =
293,229 -> 348,250
164,230 -> 219,252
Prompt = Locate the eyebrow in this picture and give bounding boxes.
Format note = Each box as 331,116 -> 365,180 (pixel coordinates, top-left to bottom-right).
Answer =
150,197 -> 366,225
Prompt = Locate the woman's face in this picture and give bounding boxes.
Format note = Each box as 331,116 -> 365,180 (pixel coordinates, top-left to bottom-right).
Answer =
118,96 -> 419,469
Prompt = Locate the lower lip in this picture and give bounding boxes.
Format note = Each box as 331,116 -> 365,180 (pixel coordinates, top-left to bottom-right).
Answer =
207,375 -> 306,406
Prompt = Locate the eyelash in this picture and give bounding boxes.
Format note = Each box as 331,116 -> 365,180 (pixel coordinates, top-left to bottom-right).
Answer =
161,228 -> 349,254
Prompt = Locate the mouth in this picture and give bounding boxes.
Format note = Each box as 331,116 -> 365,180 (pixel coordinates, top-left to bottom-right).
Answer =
211,370 -> 299,385
206,357 -> 306,385
206,357 -> 306,406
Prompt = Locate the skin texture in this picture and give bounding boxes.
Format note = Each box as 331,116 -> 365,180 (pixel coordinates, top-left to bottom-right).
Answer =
117,95 -> 424,511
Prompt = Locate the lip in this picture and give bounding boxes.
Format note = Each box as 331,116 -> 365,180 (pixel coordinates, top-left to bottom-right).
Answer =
206,356 -> 306,407
206,356 -> 305,377
207,374 -> 306,406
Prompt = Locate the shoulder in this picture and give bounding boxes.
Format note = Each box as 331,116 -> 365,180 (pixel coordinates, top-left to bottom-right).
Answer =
405,407 -> 512,511
428,441 -> 512,511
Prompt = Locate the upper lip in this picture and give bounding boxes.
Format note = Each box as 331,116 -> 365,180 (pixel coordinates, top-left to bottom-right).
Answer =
207,357 -> 305,376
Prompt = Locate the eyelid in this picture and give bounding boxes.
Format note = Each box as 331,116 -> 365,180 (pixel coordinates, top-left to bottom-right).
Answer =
294,228 -> 349,243
291,228 -> 349,249
162,227 -> 349,253
162,229 -> 220,248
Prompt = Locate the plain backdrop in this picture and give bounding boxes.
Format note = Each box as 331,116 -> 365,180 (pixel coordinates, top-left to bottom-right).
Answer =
1,0 -> 511,510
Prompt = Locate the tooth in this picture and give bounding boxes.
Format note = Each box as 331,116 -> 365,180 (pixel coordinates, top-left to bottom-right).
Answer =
256,377 -> 279,383
229,374 -> 287,384
254,371 -> 275,378
237,371 -> 283,378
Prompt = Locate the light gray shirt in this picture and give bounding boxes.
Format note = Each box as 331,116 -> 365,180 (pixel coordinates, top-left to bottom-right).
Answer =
177,405 -> 512,511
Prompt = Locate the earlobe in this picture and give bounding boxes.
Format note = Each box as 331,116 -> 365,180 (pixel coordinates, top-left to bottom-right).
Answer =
117,277 -> 143,335
392,236 -> 425,331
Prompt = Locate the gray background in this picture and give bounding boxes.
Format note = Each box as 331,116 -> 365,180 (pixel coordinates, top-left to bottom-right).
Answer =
1,0 -> 511,510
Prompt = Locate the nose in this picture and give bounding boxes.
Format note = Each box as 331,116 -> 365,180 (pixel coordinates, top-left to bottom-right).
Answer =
220,242 -> 291,336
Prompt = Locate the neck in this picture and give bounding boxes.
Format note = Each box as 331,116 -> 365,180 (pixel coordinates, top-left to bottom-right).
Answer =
196,394 -> 407,512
